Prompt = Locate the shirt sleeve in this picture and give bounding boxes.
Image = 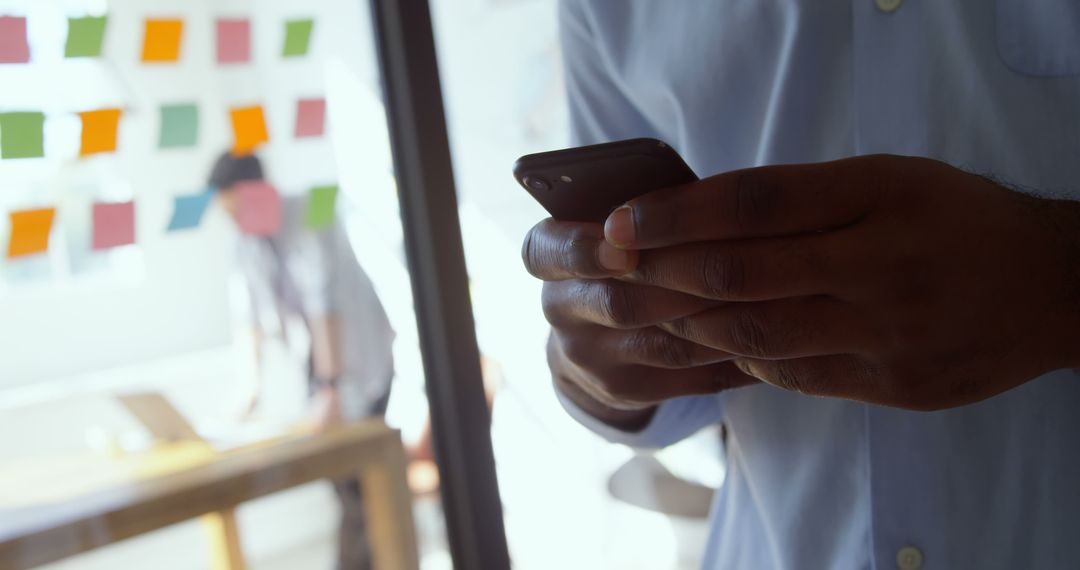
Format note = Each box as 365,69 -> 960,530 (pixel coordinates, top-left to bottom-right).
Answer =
281,228 -> 337,318
236,239 -> 279,331
557,388 -> 723,450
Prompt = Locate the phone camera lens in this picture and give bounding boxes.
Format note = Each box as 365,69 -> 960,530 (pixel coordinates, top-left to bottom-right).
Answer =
523,175 -> 551,192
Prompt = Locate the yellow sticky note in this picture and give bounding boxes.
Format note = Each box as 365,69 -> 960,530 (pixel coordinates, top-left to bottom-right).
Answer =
142,19 -> 183,62
79,108 -> 122,156
7,208 -> 56,258
229,105 -> 268,155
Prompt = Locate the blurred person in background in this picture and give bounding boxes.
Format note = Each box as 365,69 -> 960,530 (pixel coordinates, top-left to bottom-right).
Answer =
208,151 -> 395,570
523,2 -> 1080,569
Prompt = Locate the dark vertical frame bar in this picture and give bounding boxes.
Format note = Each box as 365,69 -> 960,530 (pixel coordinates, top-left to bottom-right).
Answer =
368,1 -> 511,569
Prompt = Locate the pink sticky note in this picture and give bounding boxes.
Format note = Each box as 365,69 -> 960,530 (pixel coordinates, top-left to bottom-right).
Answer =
294,98 -> 326,138
236,181 -> 282,236
216,18 -> 250,64
92,201 -> 135,250
0,16 -> 30,64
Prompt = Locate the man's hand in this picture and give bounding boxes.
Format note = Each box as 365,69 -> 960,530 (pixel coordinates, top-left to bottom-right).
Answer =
522,219 -> 759,431
604,154 -> 1080,410
312,386 -> 344,431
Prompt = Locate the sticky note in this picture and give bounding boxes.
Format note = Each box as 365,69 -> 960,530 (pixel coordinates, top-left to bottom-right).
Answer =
0,112 -> 44,159
65,16 -> 107,58
92,201 -> 135,250
167,191 -> 213,231
142,18 -> 183,62
79,108 -> 122,156
236,181 -> 282,236
306,185 -> 338,229
294,98 -> 326,138
216,18 -> 250,64
0,16 -> 30,64
282,19 -> 313,57
159,103 -> 198,148
7,208 -> 55,258
229,105 -> 268,155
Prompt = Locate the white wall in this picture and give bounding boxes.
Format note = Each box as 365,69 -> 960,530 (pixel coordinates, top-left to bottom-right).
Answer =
0,0 -> 383,386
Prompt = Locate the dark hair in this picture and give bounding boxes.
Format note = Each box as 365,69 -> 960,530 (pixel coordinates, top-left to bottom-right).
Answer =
208,152 -> 264,191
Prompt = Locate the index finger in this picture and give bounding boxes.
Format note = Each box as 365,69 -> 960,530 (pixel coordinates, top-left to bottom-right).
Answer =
605,155 -> 892,249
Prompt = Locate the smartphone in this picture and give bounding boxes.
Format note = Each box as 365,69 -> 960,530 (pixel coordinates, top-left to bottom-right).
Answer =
513,138 -> 698,223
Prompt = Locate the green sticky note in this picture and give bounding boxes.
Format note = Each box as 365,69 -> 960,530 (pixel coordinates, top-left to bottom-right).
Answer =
159,103 -> 198,148
282,19 -> 313,57
306,185 -> 338,228
65,16 -> 107,58
0,112 -> 45,159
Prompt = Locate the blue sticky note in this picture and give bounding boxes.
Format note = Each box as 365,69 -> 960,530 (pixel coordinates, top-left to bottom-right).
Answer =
167,191 -> 213,231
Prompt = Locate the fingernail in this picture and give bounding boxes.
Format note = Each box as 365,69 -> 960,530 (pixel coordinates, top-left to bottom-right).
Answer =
597,241 -> 632,273
605,206 -> 636,246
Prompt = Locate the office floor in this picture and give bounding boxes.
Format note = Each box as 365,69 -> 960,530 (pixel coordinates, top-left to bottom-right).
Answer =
257,496 -> 452,570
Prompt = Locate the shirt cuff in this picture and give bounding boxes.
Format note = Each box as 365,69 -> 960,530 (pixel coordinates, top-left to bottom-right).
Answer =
556,386 -> 720,450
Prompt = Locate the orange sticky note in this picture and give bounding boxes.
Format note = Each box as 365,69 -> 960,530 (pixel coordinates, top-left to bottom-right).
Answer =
79,108 -> 122,156
7,208 -> 56,258
142,19 -> 183,62
229,105 -> 268,155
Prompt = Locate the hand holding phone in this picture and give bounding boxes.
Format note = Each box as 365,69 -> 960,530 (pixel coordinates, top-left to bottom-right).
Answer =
516,139 -> 756,429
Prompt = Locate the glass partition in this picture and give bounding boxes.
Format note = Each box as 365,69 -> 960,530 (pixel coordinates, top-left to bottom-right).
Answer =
430,1 -> 723,568
0,1 -> 449,568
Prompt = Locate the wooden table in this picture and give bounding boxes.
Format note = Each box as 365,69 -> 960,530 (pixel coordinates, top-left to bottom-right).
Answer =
0,420 -> 419,570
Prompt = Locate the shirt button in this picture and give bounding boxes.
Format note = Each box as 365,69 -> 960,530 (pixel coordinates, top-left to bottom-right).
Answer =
875,0 -> 903,12
896,546 -> 924,570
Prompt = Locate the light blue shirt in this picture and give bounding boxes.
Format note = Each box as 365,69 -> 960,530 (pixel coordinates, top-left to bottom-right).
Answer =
557,1 -> 1080,569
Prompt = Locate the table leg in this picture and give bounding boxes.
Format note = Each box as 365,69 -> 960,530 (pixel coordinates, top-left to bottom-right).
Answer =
201,508 -> 247,570
361,436 -> 419,570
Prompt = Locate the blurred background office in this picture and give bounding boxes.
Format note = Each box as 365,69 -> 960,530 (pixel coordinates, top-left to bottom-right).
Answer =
0,0 -> 717,568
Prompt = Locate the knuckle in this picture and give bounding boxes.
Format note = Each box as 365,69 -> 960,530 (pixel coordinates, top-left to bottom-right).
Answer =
564,226 -> 601,274
594,282 -> 640,328
628,331 -> 694,368
727,309 -> 774,357
603,371 -> 659,405
772,361 -> 810,394
701,250 -> 747,299
665,316 -> 695,339
559,336 -> 592,367
598,373 -> 631,396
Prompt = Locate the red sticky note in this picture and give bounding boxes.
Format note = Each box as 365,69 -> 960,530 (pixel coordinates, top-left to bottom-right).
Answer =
0,16 -> 30,64
216,18 -> 250,64
236,181 -> 282,236
230,105 -> 268,155
294,98 -> 326,138
92,201 -> 135,250
7,208 -> 55,258
79,108 -> 122,156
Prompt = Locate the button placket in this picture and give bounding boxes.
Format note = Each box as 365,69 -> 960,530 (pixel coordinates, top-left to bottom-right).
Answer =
875,0 -> 903,13
896,545 -> 924,570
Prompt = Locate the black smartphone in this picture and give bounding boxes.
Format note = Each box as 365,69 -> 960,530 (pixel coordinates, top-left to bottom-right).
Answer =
514,138 -> 698,223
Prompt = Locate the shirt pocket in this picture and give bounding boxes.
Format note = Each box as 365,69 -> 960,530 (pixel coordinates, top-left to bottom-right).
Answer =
996,0 -> 1080,76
